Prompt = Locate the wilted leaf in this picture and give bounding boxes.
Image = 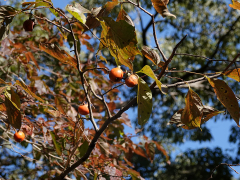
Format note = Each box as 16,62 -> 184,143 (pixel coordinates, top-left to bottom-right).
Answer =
39,43 -> 77,68
4,89 -> 21,129
15,80 -> 44,103
223,68 -> 240,82
141,46 -> 161,65
66,3 -> 90,24
229,0 -> 240,10
181,88 -> 204,129
137,77 -> 152,126
25,52 -> 39,70
145,142 -> 155,162
201,106 -> 224,124
151,0 -> 176,18
206,77 -> 240,126
84,0 -> 119,31
133,146 -> 148,159
168,106 -> 224,127
50,131 -> 62,156
153,141 -> 169,160
99,17 -> 141,71
117,5 -> 134,27
137,65 -> 165,94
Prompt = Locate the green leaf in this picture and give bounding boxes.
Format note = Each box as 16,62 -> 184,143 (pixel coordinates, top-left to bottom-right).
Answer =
181,88 -> 204,129
66,3 -> 90,24
137,77 -> 152,126
50,131 -> 62,156
206,77 -> 240,126
78,140 -> 89,158
99,17 -> 141,71
137,65 -> 165,94
4,89 -> 21,129
34,0 -> 59,17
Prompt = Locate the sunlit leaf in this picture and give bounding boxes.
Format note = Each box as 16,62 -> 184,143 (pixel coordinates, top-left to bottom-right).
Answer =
84,0 -> 119,32
0,78 -> 11,85
222,68 -> 240,82
116,5 -> 134,27
137,65 -> 165,94
229,0 -> 240,10
206,77 -> 240,126
34,0 -> 59,17
141,46 -> 161,66
66,3 -> 90,24
0,104 -> 6,111
181,88 -> 204,129
137,77 -> 152,126
15,80 -> 44,103
201,106 -> 224,124
39,43 -> 77,68
151,0 -> 176,18
50,131 -> 62,156
99,17 -> 141,71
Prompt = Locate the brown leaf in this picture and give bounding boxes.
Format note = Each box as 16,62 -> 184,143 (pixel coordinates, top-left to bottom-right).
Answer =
84,0 -> 119,32
206,77 -> 240,126
181,88 -> 204,129
223,68 -> 240,82
145,142 -> 155,162
116,5 -> 134,27
39,43 -> 77,68
141,46 -> 161,65
151,0 -> 176,18
152,141 -> 169,160
132,146 -> 148,159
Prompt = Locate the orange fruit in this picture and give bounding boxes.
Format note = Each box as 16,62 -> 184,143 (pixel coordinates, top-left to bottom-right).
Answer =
125,74 -> 138,87
23,19 -> 35,32
14,131 -> 25,142
78,104 -> 90,115
109,67 -> 123,82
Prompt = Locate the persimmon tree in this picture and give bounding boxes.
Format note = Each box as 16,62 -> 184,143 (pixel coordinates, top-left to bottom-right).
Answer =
0,0 -> 240,179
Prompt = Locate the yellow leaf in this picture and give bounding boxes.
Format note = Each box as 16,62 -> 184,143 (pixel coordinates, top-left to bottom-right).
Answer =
229,0 -> 240,10
223,68 -> 240,82
181,88 -> 203,129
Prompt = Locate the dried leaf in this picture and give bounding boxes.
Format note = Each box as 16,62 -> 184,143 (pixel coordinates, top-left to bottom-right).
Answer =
117,5 -> 134,27
151,0 -> 176,18
84,0 -> 119,32
137,77 -> 152,126
99,17 -> 141,71
39,43 -> 77,68
153,141 -> 169,160
15,80 -> 44,103
181,88 -> 204,129
4,89 -> 21,129
145,142 -> 155,162
141,46 -> 161,65
223,68 -> 240,82
206,77 -> 240,126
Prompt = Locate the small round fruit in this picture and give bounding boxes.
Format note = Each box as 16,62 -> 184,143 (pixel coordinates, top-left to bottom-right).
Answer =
125,74 -> 138,87
78,104 -> 90,115
109,67 -> 123,82
14,131 -> 25,142
23,19 -> 35,32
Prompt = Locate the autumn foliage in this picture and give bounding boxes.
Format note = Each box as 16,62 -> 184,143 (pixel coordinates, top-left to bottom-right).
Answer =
0,0 -> 240,179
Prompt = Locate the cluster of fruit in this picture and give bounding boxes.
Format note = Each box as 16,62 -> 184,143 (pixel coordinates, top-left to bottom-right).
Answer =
78,67 -> 138,115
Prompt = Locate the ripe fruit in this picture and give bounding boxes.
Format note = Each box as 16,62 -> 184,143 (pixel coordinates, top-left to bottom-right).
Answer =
125,74 -> 138,87
23,19 -> 35,32
109,67 -> 123,82
78,104 -> 90,115
14,131 -> 25,142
